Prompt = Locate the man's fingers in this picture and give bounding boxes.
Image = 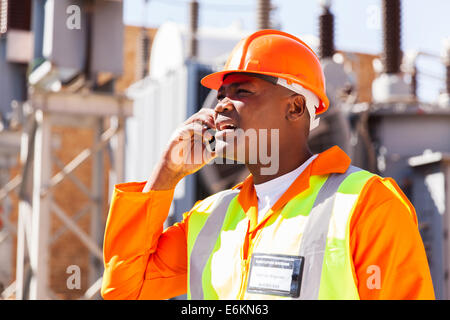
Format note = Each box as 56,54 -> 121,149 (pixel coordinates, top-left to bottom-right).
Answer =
185,109 -> 216,129
182,132 -> 217,165
174,122 -> 203,140
173,122 -> 216,160
181,122 -> 214,144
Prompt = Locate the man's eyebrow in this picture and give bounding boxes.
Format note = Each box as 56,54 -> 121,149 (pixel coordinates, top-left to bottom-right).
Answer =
218,81 -> 253,93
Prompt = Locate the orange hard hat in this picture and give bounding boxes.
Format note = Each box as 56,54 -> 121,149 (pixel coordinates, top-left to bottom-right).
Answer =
201,29 -> 329,115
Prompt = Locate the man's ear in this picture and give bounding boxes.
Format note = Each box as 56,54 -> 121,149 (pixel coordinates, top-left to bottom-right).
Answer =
285,94 -> 307,121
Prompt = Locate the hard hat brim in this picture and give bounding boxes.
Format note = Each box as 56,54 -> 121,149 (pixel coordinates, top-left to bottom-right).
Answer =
200,70 -> 329,115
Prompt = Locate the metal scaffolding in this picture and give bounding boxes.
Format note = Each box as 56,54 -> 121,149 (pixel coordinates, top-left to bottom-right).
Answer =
1,89 -> 132,300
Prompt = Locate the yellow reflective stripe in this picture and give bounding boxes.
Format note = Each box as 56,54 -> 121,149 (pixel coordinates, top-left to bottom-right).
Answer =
327,193 -> 359,240
187,196 -> 221,299
186,212 -> 208,300
318,170 -> 375,300
280,175 -> 329,219
318,193 -> 360,300
298,166 -> 361,299
208,200 -> 247,299
188,190 -> 239,299
318,238 -> 359,299
337,170 -> 376,194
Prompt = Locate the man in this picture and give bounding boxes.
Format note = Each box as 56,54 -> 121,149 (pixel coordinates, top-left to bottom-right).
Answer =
101,30 -> 434,300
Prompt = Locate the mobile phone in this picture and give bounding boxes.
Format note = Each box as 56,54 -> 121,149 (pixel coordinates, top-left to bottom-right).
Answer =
203,125 -> 216,152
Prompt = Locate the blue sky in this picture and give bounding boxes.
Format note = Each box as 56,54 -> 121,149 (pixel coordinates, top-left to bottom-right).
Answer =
124,0 -> 449,102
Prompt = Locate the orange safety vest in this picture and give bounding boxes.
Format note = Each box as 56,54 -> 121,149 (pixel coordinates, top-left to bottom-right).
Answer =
188,165 -> 373,299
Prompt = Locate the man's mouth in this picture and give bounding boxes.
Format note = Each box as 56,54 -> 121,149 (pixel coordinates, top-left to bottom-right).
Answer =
215,123 -> 238,144
218,124 -> 237,132
216,121 -> 238,132
213,119 -> 240,148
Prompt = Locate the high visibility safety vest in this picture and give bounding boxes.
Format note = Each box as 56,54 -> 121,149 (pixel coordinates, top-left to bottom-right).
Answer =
186,165 -> 409,300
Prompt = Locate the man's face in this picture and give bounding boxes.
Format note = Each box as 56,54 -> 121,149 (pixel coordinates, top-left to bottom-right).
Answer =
213,73 -> 293,167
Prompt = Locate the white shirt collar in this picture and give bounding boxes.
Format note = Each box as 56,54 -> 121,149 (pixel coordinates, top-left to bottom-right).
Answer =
254,154 -> 318,198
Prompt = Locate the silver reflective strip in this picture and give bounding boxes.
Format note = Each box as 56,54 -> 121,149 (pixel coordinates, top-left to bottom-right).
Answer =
189,190 -> 240,300
297,165 -> 361,300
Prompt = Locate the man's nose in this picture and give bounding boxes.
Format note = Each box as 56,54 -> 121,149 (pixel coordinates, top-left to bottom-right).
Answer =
214,98 -> 234,114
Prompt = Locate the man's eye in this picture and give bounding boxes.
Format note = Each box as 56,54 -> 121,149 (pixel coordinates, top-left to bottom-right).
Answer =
217,94 -> 225,100
237,89 -> 251,95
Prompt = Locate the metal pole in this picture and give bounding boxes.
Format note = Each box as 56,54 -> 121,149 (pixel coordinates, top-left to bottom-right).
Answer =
188,0 -> 199,59
319,2 -> 334,59
382,0 -> 402,74
446,64 -> 450,96
140,0 -> 150,78
444,160 -> 450,299
108,115 -> 126,186
31,0 -> 46,63
140,31 -> 150,78
29,109 -> 52,300
15,119 -> 36,300
89,117 -> 104,285
114,116 -> 125,184
15,201 -> 29,300
411,65 -> 418,99
257,0 -> 271,30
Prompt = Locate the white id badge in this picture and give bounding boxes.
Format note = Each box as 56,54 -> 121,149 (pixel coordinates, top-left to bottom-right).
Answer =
247,253 -> 304,297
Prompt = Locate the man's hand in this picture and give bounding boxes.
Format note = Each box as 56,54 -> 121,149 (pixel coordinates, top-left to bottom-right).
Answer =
143,108 -> 217,192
